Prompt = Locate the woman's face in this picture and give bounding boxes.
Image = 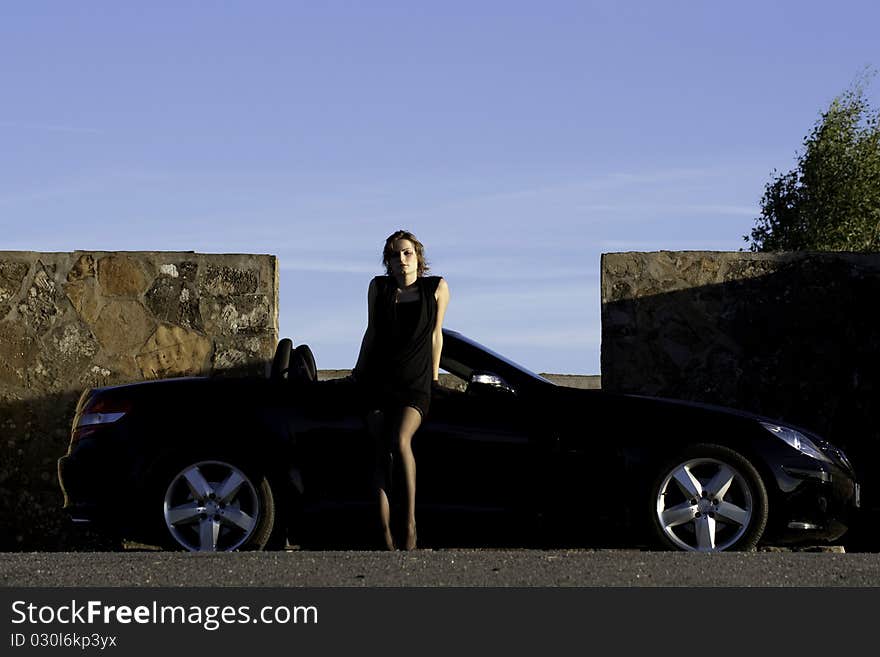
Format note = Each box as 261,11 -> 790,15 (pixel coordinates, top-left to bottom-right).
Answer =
388,238 -> 418,277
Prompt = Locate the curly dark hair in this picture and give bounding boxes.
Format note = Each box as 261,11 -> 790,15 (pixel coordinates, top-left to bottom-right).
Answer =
382,229 -> 430,276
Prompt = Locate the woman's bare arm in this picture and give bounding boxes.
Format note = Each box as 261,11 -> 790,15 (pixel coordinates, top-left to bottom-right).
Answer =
353,278 -> 378,379
431,278 -> 450,381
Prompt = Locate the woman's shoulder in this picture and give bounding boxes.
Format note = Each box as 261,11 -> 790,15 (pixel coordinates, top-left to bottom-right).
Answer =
421,275 -> 444,293
369,275 -> 392,289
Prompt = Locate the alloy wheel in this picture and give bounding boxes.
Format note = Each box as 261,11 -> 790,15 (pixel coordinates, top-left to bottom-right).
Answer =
163,460 -> 261,552
655,457 -> 754,552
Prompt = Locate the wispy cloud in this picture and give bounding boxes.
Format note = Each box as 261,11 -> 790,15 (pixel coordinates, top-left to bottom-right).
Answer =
452,280 -> 599,306
577,203 -> 756,216
0,180 -> 104,206
286,314 -> 364,344
488,327 -> 601,349
598,239 -> 748,251
278,260 -> 376,274
440,168 -> 725,208
430,251 -> 598,282
0,121 -> 103,135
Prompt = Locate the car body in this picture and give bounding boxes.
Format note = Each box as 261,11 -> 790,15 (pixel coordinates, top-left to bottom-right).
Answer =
57,329 -> 860,552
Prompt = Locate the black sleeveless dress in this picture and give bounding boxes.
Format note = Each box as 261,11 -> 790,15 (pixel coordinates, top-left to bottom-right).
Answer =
361,275 -> 441,417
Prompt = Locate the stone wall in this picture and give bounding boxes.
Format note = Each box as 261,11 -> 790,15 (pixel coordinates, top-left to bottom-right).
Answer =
0,251 -> 278,550
601,251 -> 880,512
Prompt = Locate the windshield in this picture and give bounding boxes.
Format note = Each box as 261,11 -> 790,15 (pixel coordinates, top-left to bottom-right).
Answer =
444,330 -> 554,385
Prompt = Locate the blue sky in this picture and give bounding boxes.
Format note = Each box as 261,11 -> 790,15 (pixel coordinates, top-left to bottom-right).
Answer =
2,2 -> 877,374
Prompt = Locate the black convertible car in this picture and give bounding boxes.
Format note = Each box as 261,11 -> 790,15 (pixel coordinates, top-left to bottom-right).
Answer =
58,329 -> 859,552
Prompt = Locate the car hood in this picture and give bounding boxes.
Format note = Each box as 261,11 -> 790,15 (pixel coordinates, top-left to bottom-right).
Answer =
625,392 -> 772,423
624,392 -> 832,439
549,384 -> 832,446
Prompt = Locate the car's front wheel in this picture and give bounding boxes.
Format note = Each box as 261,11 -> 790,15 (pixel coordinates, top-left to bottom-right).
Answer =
161,459 -> 276,552
650,444 -> 768,552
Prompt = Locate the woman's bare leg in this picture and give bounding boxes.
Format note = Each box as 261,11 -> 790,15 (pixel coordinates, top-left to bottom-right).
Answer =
367,410 -> 395,550
394,406 -> 422,550
377,489 -> 393,551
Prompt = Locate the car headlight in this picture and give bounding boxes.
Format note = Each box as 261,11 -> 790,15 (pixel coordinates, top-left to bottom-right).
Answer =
760,422 -> 831,463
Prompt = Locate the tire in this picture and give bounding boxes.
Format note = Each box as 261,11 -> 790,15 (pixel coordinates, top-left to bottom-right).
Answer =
160,459 -> 276,552
650,443 -> 768,552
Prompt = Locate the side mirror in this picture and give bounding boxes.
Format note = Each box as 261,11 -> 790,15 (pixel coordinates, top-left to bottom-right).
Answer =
467,371 -> 515,396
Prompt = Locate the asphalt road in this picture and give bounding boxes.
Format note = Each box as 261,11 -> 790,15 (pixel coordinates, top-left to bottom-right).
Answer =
3,549 -> 880,587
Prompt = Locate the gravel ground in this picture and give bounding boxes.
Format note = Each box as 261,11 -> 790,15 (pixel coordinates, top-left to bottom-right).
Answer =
2,548 -> 880,587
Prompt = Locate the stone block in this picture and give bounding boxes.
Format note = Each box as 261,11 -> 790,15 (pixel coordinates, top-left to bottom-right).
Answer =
34,322 -> 101,391
202,265 -> 259,296
98,254 -> 148,296
91,298 -> 155,355
67,254 -> 95,282
144,267 -> 203,330
63,277 -> 101,325
211,334 -> 275,376
200,294 -> 272,336
0,321 -> 39,387
136,324 -> 212,379
19,262 -> 59,335
0,260 -> 29,317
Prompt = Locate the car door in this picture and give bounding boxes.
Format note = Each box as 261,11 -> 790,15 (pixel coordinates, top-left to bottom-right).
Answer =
415,378 -> 538,514
288,377 -> 374,507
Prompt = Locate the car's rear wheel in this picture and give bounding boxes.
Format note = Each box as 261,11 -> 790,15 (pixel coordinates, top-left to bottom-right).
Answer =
650,444 -> 768,552
161,459 -> 276,552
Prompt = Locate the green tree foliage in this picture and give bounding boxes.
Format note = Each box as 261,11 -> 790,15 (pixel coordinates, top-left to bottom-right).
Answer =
746,79 -> 880,252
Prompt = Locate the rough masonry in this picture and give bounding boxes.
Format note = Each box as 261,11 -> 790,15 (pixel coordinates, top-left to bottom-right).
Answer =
0,251 -> 278,550
601,250 -> 880,519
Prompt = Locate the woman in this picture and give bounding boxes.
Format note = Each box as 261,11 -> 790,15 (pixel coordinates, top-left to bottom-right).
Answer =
353,230 -> 450,550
